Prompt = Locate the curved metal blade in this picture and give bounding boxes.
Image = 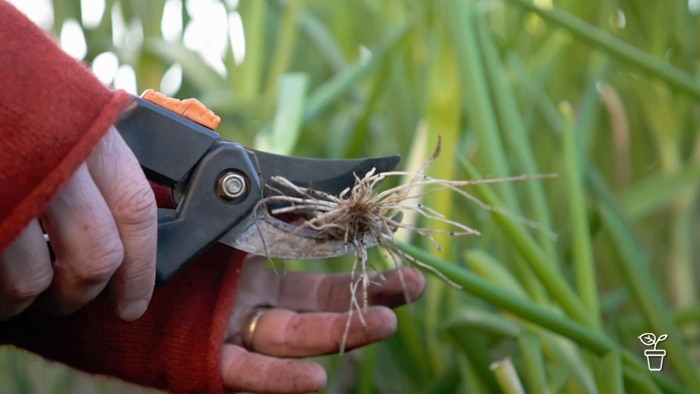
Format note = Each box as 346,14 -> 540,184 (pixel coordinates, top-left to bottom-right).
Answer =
250,150 -> 400,196
220,211 -> 403,259
220,211 -> 358,259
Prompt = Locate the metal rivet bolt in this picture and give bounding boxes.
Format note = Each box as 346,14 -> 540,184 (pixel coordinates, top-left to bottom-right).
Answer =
219,172 -> 247,200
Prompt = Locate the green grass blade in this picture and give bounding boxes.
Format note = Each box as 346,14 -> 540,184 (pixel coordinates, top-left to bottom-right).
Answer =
446,0 -> 516,206
475,15 -> 556,261
235,0 -> 267,97
506,53 -> 565,134
465,249 -> 528,298
621,362 -> 664,394
399,242 -> 613,353
444,330 -> 501,392
504,0 -> 700,100
441,306 -> 522,339
541,334 -> 597,394
424,364 -> 461,394
594,351 -> 625,394
621,163 -> 700,219
297,9 -> 347,72
342,55 -> 394,159
598,204 -> 700,390
304,23 -> 410,122
518,330 -> 550,394
396,241 -> 683,393
143,40 -> 226,92
420,2 -> 465,372
561,103 -> 600,328
458,157 -> 592,326
254,73 -> 309,154
491,357 -> 526,394
263,0 -> 302,99
356,346 -> 377,394
617,303 -> 700,337
392,306 -> 435,382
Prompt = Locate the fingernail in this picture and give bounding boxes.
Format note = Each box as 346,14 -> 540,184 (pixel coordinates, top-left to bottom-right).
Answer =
119,299 -> 149,321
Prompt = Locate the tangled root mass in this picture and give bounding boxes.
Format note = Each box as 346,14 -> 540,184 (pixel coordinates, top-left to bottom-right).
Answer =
257,137 -> 555,351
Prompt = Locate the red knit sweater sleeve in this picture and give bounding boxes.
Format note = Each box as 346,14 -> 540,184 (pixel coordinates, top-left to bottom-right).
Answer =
0,2 -> 242,393
2,245 -> 244,394
0,1 -> 131,251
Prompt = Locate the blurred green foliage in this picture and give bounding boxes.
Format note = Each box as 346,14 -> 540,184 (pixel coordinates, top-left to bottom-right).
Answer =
3,0 -> 700,392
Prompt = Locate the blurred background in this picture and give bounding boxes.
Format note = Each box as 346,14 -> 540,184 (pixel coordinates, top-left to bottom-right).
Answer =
3,0 -> 700,392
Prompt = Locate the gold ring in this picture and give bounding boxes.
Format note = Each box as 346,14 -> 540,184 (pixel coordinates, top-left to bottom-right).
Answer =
243,308 -> 267,351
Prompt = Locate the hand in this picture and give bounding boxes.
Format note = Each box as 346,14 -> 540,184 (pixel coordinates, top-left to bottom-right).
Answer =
0,127 -> 157,321
221,256 -> 425,393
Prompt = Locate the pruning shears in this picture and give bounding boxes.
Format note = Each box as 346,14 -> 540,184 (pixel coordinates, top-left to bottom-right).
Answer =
116,90 -> 400,285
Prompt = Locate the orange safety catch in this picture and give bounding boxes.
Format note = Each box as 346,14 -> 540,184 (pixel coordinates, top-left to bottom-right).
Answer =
141,89 -> 221,130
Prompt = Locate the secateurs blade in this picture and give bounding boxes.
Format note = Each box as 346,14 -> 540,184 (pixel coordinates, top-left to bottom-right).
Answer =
117,90 -> 400,285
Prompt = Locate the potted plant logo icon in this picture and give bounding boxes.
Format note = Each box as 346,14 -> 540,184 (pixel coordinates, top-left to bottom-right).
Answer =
638,333 -> 668,371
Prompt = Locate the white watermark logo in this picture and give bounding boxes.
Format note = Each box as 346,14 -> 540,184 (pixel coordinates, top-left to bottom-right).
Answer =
638,333 -> 668,371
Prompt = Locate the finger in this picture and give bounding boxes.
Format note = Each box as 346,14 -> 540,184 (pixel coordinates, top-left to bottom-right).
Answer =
0,220 -> 53,320
41,164 -> 124,315
249,306 -> 397,357
271,264 -> 425,312
221,344 -> 326,394
87,127 -> 157,321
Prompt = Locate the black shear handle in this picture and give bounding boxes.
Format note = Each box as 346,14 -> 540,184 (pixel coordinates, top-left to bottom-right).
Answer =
117,97 -> 261,285
117,97 -> 220,187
